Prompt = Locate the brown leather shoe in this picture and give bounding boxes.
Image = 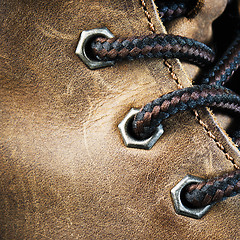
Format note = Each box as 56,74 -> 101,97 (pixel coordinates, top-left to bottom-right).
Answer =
1,0 -> 239,239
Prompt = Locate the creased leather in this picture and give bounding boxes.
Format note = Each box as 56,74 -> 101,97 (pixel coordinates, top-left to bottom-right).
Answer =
0,0 -> 239,239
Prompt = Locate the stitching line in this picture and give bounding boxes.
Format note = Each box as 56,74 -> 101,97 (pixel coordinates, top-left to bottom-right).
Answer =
164,59 -> 239,169
187,0 -> 205,18
140,0 -> 155,32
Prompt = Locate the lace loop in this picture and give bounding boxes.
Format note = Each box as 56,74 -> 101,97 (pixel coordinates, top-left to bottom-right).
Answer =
132,84 -> 240,139
202,32 -> 240,86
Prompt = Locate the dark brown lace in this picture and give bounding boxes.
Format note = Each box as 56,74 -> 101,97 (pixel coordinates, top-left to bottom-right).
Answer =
185,170 -> 240,207
91,34 -> 214,67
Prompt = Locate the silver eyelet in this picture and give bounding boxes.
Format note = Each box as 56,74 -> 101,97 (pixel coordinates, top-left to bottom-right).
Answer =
118,108 -> 164,150
171,175 -> 214,219
75,27 -> 115,70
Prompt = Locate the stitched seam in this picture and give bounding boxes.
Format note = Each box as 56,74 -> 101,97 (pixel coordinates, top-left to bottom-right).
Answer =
140,0 -> 156,32
187,0 -> 205,18
164,60 -> 184,89
164,59 -> 239,169
193,109 -> 239,169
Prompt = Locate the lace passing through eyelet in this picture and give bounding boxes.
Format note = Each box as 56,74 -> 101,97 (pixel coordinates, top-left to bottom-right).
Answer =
75,27 -> 115,69
171,175 -> 213,219
118,108 -> 164,150
171,170 -> 240,219
76,29 -> 215,69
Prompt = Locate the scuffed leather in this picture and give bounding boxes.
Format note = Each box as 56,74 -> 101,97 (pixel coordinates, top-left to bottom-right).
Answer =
0,0 -> 239,239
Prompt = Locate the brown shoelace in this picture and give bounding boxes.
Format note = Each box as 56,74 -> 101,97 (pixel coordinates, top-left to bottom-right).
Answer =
91,33 -> 215,67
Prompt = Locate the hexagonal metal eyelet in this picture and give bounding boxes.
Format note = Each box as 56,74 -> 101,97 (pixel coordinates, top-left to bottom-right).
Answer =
171,175 -> 214,219
118,108 -> 164,150
75,27 -> 115,69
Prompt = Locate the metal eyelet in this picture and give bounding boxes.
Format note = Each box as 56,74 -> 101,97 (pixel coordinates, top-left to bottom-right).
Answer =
171,175 -> 214,219
75,27 -> 115,70
118,108 -> 164,150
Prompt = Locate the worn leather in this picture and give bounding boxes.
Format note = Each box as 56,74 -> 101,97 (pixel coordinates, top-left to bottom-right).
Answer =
0,0 -> 239,239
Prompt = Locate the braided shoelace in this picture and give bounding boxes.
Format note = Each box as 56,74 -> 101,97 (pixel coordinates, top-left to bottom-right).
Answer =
132,84 -> 240,139
89,1 -> 240,209
156,0 -> 205,22
202,33 -> 240,86
91,34 -> 215,67
156,2 -> 189,22
185,170 -> 240,207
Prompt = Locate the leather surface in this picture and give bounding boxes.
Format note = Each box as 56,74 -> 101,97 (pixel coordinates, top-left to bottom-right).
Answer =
0,0 -> 239,239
